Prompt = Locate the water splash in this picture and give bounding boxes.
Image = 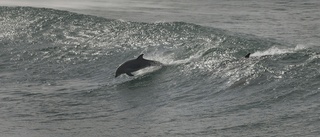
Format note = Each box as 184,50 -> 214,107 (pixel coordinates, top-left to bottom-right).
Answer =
251,45 -> 307,57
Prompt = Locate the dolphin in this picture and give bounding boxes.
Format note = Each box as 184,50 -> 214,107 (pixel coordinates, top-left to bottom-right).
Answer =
115,54 -> 162,77
245,53 -> 251,58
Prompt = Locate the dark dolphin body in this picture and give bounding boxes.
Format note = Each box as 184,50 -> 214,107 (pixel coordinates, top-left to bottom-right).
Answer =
245,53 -> 251,58
115,54 -> 162,77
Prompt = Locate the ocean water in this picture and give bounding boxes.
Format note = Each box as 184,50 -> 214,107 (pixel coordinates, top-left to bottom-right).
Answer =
1,1 -> 320,137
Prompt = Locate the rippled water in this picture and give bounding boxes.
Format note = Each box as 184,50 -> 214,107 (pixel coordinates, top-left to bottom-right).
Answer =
1,1 -> 320,137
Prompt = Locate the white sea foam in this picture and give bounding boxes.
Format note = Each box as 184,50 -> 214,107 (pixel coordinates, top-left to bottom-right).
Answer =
251,45 -> 307,57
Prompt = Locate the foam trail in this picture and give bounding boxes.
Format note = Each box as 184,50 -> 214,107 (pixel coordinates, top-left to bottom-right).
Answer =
167,53 -> 202,65
251,45 -> 307,57
145,51 -> 203,66
133,66 -> 163,76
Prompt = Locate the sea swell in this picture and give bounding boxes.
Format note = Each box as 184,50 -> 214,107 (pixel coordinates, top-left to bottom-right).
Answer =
1,6 -> 320,136
0,6 -> 289,83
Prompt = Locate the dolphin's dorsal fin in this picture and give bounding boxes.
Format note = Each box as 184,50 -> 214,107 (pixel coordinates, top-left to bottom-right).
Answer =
245,53 -> 251,58
137,54 -> 144,60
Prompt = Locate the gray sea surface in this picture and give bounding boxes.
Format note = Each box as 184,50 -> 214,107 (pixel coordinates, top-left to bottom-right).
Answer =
1,0 -> 320,137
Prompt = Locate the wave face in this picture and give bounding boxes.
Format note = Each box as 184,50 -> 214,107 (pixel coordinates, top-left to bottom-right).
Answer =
1,7 -> 319,137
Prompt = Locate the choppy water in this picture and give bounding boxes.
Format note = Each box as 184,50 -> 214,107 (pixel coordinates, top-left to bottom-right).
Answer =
1,1 -> 320,137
